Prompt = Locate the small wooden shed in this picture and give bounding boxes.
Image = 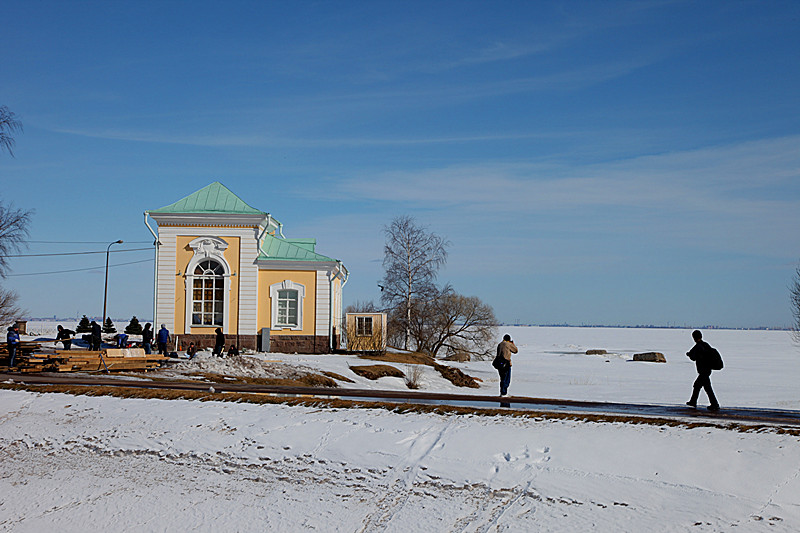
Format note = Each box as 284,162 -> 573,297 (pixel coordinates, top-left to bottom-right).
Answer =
344,312 -> 387,352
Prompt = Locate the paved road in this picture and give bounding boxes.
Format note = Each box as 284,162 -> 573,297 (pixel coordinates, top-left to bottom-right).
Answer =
2,372 -> 799,427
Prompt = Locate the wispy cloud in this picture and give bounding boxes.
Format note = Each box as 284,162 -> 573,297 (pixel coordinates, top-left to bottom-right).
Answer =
47,126 -> 567,148
325,135 -> 800,209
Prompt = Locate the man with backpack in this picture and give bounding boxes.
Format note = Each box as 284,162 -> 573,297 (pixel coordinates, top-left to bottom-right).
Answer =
685,330 -> 722,411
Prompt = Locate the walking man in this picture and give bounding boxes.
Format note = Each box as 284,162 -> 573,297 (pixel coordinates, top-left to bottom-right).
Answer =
157,324 -> 170,356
686,330 -> 720,411
7,323 -> 21,368
496,334 -> 518,397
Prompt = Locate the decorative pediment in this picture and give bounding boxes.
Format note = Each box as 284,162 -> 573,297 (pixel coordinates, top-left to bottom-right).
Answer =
188,236 -> 229,259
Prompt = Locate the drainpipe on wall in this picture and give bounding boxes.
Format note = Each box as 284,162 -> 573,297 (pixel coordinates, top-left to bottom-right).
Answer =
329,261 -> 349,352
143,211 -> 160,329
257,214 -> 273,252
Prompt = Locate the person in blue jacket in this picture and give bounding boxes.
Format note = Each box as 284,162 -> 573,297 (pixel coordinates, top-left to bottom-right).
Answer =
157,324 -> 170,355
7,323 -> 21,368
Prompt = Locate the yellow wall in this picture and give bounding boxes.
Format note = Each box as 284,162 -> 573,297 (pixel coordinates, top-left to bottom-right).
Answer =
257,270 -> 317,335
174,235 -> 241,335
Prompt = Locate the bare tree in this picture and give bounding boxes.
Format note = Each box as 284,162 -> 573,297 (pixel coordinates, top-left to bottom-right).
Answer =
381,215 -> 449,349
409,286 -> 497,359
0,288 -> 23,327
0,202 -> 32,277
0,201 -> 32,325
344,300 -> 378,314
791,265 -> 800,344
0,106 -> 23,157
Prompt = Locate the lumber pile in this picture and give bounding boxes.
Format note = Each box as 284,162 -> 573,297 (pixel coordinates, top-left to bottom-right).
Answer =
0,341 -> 43,359
2,347 -> 169,373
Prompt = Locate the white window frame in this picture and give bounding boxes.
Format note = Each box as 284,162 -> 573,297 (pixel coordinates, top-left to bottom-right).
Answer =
191,259 -> 225,327
184,236 -> 231,333
269,280 -> 305,331
356,316 -> 373,337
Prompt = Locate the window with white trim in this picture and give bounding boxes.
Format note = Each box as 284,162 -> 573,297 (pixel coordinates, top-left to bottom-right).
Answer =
269,280 -> 305,331
192,259 -> 224,326
276,289 -> 299,327
356,316 -> 373,336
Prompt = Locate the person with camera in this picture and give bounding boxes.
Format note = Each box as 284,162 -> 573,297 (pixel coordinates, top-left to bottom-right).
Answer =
494,334 -> 518,397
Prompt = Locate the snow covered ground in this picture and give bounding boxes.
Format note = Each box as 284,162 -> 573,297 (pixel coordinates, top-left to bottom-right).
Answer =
1,324 -> 799,531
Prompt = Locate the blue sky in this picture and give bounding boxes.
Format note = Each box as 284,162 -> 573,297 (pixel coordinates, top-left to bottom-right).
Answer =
2,0 -> 799,328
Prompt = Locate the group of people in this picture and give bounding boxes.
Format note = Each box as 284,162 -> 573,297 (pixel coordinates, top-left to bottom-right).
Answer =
494,329 -> 722,410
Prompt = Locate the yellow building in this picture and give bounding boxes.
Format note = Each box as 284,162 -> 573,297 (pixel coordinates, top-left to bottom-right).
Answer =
144,182 -> 348,353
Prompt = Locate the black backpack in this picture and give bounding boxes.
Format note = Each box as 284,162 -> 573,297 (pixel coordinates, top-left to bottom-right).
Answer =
709,347 -> 724,371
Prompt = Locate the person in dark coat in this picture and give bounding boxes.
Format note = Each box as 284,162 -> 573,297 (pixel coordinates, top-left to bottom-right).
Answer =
56,325 -> 75,350
141,323 -> 153,354
227,344 -> 239,357
90,320 -> 102,351
496,334 -> 518,397
686,330 -> 720,411
213,328 -> 225,357
7,324 -> 21,367
186,342 -> 198,359
156,324 -> 170,356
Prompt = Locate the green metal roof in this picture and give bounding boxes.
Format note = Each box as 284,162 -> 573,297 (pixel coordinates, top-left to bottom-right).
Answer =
258,233 -> 335,262
151,182 -> 265,215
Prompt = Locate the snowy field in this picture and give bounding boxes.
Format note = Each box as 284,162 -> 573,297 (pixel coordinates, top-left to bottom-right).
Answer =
1,323 -> 799,531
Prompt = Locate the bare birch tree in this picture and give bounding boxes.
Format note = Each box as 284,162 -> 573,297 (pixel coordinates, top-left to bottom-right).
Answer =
0,106 -> 23,157
381,216 -> 449,350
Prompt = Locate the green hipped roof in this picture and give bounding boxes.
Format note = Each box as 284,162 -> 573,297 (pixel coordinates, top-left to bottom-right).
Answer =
258,233 -> 335,262
151,182 -> 266,215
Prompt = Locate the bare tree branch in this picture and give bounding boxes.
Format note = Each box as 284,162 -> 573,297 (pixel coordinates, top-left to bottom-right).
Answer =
0,106 -> 23,157
0,287 -> 24,328
0,201 -> 33,278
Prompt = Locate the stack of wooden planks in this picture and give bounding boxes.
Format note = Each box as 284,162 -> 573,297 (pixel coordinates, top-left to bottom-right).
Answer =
0,341 -> 43,360
2,347 -> 169,373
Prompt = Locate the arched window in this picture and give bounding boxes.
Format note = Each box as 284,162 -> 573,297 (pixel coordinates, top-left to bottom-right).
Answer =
192,259 -> 224,326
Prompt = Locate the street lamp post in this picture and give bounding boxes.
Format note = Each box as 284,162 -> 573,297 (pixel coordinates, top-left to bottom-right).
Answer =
102,240 -> 124,330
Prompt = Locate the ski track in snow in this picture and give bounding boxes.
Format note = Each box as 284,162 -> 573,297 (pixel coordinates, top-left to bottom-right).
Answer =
1,390 -> 799,532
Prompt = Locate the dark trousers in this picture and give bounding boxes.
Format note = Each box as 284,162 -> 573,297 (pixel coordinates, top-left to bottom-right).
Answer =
143,342 -> 152,355
8,344 -> 18,367
157,342 -> 167,355
61,340 -> 71,350
91,336 -> 101,351
213,344 -> 224,356
499,365 -> 511,395
690,372 -> 719,407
